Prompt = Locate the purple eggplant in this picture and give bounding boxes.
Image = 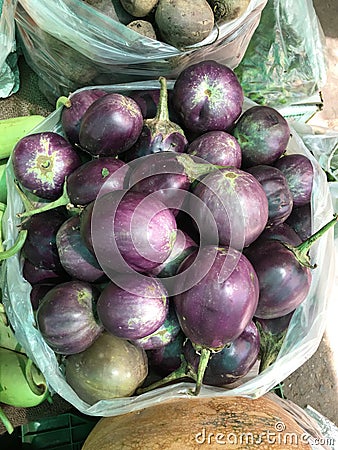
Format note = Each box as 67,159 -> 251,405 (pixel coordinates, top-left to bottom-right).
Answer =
171,60 -> 244,135
23,259 -> 70,285
60,89 -> 107,145
96,274 -> 168,340
147,332 -> 186,376
56,215 -> 106,283
233,106 -> 290,168
22,209 -> 67,271
129,89 -> 160,118
123,77 -> 188,162
78,93 -> 143,157
286,203 -> 312,241
245,215 -> 338,319
66,157 -> 129,205
89,190 -> 177,273
183,320 -> 260,386
149,229 -> 197,278
12,132 -> 82,200
274,154 -> 314,207
132,303 -> 181,350
256,222 -> 302,247
17,157 -> 129,219
173,245 -> 259,394
30,284 -> 54,310
127,152 -> 191,213
191,166 -> 269,249
255,311 -> 294,372
246,165 -> 293,226
187,130 -> 242,168
37,280 -> 103,355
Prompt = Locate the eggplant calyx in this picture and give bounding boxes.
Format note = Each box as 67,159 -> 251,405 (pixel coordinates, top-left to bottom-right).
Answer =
136,355 -> 196,395
145,76 -> 186,139
17,181 -> 72,219
256,321 -> 287,373
56,95 -> 72,110
282,214 -> 338,268
176,153 -> 224,183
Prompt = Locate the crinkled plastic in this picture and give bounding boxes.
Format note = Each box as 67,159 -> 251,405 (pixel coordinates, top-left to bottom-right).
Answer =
234,0 -> 327,107
0,0 -> 20,98
14,0 -> 267,102
1,82 -> 336,417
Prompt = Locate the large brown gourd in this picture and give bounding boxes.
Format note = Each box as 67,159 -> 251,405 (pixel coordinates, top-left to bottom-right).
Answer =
82,395 -> 312,449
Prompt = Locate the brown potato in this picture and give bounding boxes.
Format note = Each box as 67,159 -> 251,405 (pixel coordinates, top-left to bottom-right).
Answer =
127,20 -> 157,39
120,0 -> 158,17
207,0 -> 251,24
155,0 -> 214,49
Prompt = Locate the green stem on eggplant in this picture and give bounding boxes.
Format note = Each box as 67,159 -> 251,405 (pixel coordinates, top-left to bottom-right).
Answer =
0,229 -> 27,261
193,347 -> 211,396
176,153 -> 225,183
136,356 -> 197,395
283,213 -> 338,268
16,181 -> 74,219
157,77 -> 170,123
0,406 -> 14,434
56,95 -> 72,110
256,321 -> 287,373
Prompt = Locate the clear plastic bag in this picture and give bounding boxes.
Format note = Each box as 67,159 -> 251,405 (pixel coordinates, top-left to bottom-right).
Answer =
0,0 -> 19,97
1,82 -> 336,417
14,0 -> 267,101
234,0 -> 327,107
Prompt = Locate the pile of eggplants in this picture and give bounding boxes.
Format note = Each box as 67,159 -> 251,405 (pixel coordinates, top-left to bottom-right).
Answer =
6,60 -> 337,404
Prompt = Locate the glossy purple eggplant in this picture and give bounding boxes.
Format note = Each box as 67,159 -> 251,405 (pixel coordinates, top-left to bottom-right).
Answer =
78,93 -> 143,157
256,222 -> 302,247
56,215 -> 106,283
127,152 -> 191,213
247,164 -> 293,226
37,280 -> 103,355
149,229 -> 197,278
274,154 -> 314,207
184,320 -> 260,386
132,303 -> 181,350
60,89 -> 107,145
96,274 -> 168,340
12,132 -> 82,200
191,166 -> 269,249
233,106 -> 290,168
123,77 -> 188,162
245,215 -> 338,319
172,60 -> 244,135
23,259 -> 70,285
66,157 -> 129,205
173,245 -> 259,394
22,209 -> 67,271
187,130 -> 242,168
89,190 -> 177,273
147,332 -> 186,376
286,203 -> 312,241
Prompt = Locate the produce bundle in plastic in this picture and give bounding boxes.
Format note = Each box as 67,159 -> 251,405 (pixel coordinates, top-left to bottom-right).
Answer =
0,0 -> 19,98
1,60 -> 335,417
235,0 -> 327,107
14,0 -> 267,102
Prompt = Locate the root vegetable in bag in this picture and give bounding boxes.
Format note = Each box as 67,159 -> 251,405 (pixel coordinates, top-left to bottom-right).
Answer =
155,0 -> 214,49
